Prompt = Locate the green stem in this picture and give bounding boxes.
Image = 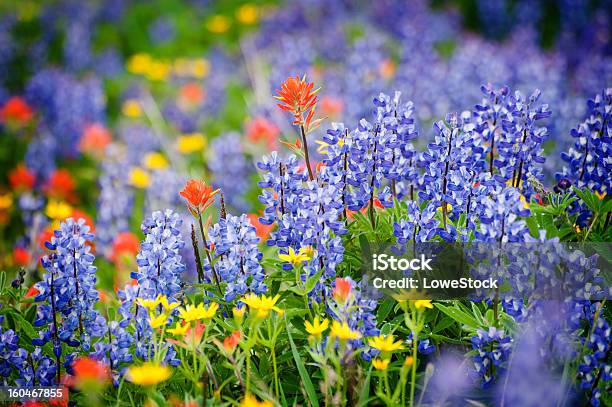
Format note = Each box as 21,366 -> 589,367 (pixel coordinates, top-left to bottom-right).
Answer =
410,332 -> 418,407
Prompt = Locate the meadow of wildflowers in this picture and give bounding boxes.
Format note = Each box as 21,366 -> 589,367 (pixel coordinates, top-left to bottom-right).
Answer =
0,1 -> 610,406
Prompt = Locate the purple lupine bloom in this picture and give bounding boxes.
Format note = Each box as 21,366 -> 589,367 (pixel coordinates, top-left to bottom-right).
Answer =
207,214 -> 267,302
33,218 -> 105,381
117,209 -> 184,365
209,133 -> 253,214
557,88 -> 611,225
96,145 -> 134,258
471,327 -> 513,387
497,88 -> 551,197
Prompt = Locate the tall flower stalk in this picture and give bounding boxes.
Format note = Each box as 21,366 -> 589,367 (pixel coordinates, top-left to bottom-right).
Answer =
275,75 -> 323,181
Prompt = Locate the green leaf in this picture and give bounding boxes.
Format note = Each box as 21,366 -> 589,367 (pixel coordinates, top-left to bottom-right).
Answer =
434,303 -> 479,330
358,366 -> 372,407
304,268 -> 324,295
286,321 -> 319,407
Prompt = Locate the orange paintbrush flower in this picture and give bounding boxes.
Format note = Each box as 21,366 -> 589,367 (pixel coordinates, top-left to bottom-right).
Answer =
223,330 -> 241,352
274,75 -> 321,133
43,169 -> 76,202
333,277 -> 352,304
8,163 -> 36,192
274,76 -> 323,181
0,96 -> 34,125
179,179 -> 219,215
68,357 -> 110,390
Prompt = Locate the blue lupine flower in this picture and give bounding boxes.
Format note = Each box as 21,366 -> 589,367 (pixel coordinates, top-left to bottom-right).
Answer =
475,187 -> 531,243
471,327 -> 513,387
577,309 -> 610,407
419,112 -> 487,227
209,133 -> 253,213
96,145 -> 134,258
557,88 -> 611,225
497,88 -> 551,197
207,213 -> 267,302
90,320 -> 134,386
131,209 -> 186,302
33,218 -> 105,382
327,277 -> 380,361
117,209 -> 184,366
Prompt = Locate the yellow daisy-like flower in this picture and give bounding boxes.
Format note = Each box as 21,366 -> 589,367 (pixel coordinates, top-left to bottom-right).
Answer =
241,293 -> 283,319
0,193 -> 13,211
143,152 -> 169,170
191,58 -> 210,79
129,167 -> 150,189
233,306 -> 246,321
236,4 -> 258,25
304,317 -> 329,337
278,247 -> 312,267
167,322 -> 190,336
44,200 -> 72,220
240,393 -> 272,407
329,320 -> 362,341
368,334 -> 403,352
178,302 -> 219,322
126,362 -> 171,386
137,297 -> 159,310
122,99 -> 142,118
372,358 -> 390,371
126,53 -> 153,75
206,15 -> 231,34
177,133 -> 206,154
148,313 -> 169,329
413,300 -> 433,310
145,60 -> 170,82
159,295 -> 180,311
372,358 -> 391,371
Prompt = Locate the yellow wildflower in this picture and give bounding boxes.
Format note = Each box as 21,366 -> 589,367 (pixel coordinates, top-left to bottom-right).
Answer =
126,362 -> 171,386
145,60 -> 171,82
167,322 -> 190,336
372,358 -> 390,371
278,247 -> 311,267
595,191 -> 606,200
148,313 -> 168,329
241,293 -> 283,318
368,334 -> 403,352
206,15 -> 231,34
233,306 -> 246,321
236,4 -> 258,25
177,133 -> 206,154
122,99 -> 142,118
404,356 -> 414,366
45,200 -> 72,220
137,297 -> 160,310
129,167 -> 150,189
126,53 -> 153,75
178,302 -> 219,322
240,393 -> 272,407
191,59 -> 210,79
329,320 -> 362,341
0,193 -> 13,211
413,300 -> 433,310
304,317 -> 329,337
159,295 -> 180,311
143,152 -> 169,170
